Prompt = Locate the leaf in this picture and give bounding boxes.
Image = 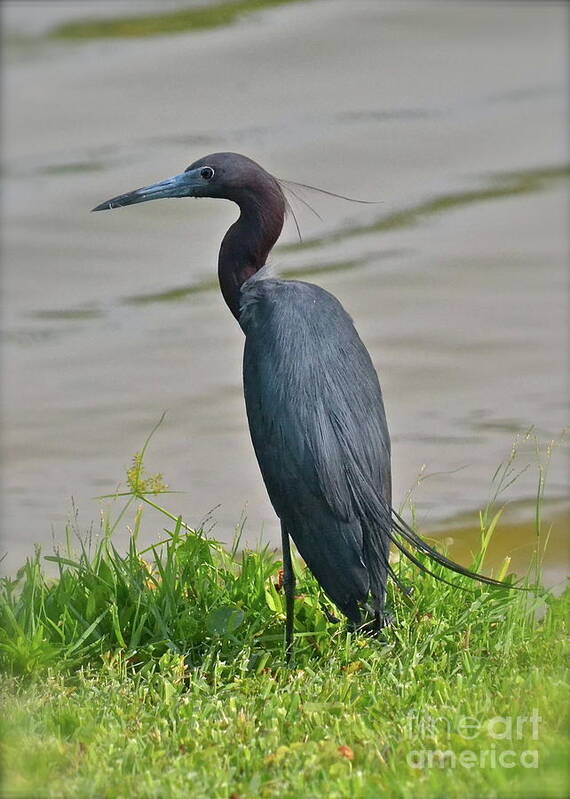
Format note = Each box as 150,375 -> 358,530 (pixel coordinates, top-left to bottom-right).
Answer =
264,584 -> 283,614
205,605 -> 245,637
64,608 -> 108,658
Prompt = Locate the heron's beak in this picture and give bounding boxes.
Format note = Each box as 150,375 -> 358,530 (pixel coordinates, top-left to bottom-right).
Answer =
91,168 -> 203,211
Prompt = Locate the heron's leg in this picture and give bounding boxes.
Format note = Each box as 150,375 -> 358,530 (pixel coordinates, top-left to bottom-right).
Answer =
373,583 -> 388,631
372,535 -> 391,632
281,524 -> 295,662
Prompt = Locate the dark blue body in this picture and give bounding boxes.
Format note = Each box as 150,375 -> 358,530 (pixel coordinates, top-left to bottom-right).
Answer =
241,274 -> 391,622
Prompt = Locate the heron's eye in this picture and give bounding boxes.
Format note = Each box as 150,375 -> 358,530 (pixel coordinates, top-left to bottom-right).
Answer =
200,166 -> 214,181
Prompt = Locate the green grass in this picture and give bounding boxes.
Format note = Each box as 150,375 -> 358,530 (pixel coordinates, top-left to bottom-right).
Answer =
1,435 -> 568,798
50,0 -> 310,41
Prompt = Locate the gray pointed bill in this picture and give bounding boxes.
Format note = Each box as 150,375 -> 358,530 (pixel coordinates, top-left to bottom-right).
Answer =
91,168 -> 202,212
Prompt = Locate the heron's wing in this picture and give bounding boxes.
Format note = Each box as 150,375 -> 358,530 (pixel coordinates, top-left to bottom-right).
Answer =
241,278 -> 392,618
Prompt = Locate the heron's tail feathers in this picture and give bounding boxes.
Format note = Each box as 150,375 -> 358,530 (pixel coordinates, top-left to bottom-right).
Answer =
387,508 -> 521,591
363,532 -> 411,596
354,476 -> 522,591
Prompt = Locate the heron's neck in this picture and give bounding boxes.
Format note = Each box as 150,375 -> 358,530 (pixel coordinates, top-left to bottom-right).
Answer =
218,191 -> 285,320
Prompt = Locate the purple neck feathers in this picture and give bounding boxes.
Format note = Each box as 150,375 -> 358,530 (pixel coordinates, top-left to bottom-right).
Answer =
218,181 -> 285,320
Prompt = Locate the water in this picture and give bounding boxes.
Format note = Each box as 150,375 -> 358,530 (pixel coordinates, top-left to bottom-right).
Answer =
2,0 -> 568,580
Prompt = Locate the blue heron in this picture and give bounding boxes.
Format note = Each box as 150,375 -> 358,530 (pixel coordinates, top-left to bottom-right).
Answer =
94,152 -> 511,656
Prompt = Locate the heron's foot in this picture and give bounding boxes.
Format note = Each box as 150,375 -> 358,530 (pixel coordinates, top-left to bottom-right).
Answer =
358,607 -> 394,636
284,642 -> 294,667
322,606 -> 341,624
375,610 -> 394,630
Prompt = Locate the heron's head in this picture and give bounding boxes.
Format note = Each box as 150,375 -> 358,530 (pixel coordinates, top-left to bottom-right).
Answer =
92,152 -> 284,212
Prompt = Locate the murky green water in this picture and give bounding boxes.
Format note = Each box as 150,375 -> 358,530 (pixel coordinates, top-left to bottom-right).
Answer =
1,0 -> 568,579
